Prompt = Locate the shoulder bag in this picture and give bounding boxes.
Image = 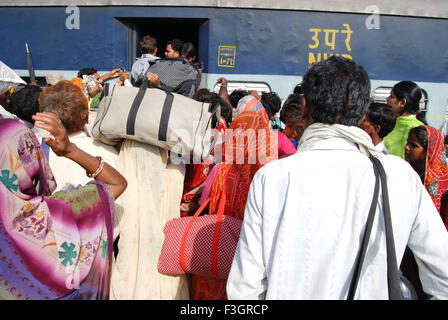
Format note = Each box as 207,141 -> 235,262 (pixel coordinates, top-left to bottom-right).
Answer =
348,156 -> 418,300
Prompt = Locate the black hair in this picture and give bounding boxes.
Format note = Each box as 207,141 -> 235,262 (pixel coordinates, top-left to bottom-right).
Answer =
181,42 -> 196,60
194,88 -> 215,102
140,36 -> 158,54
229,89 -> 249,109
301,56 -> 371,126
280,93 -> 302,125
392,81 -> 422,115
167,38 -> 184,53
416,111 -> 428,125
8,85 -> 43,123
194,89 -> 232,128
367,103 -> 397,138
409,125 -> 428,152
293,83 -> 303,95
77,67 -> 97,78
261,91 -> 282,119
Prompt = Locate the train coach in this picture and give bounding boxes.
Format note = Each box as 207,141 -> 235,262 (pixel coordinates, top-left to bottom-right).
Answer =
0,0 -> 447,127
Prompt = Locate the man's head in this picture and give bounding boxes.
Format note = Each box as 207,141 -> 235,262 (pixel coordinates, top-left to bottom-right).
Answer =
140,35 -> 158,55
77,67 -> 100,81
229,89 -> 249,109
38,80 -> 89,134
180,42 -> 196,62
301,56 -> 371,128
359,103 -> 397,145
165,38 -> 184,58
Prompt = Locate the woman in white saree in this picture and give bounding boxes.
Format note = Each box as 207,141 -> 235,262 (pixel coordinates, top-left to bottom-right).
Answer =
109,139 -> 189,300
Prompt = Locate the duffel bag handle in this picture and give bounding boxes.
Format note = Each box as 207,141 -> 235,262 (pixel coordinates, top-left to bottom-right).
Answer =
126,77 -> 149,136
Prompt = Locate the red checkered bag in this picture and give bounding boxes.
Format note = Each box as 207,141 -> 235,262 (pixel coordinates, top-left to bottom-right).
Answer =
158,186 -> 242,279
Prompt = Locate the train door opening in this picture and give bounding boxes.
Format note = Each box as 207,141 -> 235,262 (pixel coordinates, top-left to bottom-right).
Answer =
118,18 -> 209,72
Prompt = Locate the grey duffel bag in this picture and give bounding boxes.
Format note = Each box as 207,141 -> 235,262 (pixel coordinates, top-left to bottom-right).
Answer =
91,80 -> 220,162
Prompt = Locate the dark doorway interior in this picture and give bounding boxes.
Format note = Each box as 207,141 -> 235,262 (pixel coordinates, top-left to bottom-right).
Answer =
118,18 -> 207,71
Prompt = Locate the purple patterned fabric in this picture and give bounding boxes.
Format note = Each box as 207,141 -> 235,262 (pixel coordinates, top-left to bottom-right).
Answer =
0,119 -> 115,300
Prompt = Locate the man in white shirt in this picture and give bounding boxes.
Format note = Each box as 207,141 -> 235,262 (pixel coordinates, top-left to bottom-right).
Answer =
226,56 -> 448,300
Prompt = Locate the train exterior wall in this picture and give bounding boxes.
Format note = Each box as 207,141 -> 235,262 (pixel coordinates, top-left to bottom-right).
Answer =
1,6 -> 447,126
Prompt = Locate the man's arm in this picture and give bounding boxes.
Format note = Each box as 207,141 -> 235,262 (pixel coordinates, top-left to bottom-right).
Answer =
227,171 -> 267,300
216,77 -> 233,109
100,68 -> 123,83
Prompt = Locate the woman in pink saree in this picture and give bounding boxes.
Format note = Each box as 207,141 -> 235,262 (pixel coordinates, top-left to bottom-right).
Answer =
0,112 -> 126,299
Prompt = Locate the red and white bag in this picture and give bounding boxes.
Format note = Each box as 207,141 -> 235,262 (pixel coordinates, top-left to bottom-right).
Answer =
158,186 -> 242,279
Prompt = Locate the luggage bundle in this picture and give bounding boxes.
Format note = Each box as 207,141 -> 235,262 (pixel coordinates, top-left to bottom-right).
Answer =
146,58 -> 200,98
92,77 -> 220,163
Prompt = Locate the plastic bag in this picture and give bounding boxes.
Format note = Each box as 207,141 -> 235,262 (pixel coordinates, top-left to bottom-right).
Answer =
0,60 -> 26,95
399,271 -> 419,300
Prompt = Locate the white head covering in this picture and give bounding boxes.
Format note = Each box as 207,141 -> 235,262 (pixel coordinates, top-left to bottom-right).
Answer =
0,60 -> 26,94
45,71 -> 65,86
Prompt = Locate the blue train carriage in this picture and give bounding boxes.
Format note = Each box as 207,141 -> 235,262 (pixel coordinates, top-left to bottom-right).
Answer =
0,0 -> 447,127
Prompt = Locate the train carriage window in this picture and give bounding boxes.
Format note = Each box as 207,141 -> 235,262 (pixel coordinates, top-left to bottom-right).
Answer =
213,81 -> 271,96
372,86 -> 428,111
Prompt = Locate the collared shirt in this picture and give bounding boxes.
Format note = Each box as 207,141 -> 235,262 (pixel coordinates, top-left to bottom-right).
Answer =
375,140 -> 390,155
227,137 -> 448,300
131,54 -> 160,83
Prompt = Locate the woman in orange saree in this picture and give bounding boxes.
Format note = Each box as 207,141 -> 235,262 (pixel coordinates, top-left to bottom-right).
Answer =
189,99 -> 277,300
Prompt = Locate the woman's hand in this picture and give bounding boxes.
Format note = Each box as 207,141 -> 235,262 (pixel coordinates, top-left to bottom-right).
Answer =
32,112 -> 76,157
33,111 -> 127,199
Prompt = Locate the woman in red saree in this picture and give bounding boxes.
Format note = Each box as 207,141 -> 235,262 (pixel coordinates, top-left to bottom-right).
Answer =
189,104 -> 277,300
405,125 -> 448,219
403,125 -> 448,299
180,117 -> 227,217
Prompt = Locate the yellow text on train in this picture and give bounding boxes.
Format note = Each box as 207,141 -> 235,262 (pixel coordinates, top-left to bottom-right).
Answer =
308,24 -> 353,65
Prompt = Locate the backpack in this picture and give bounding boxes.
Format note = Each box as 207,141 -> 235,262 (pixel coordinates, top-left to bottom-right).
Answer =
146,58 -> 199,98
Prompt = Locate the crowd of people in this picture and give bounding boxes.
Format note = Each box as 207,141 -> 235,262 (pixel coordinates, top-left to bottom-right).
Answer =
0,34 -> 448,300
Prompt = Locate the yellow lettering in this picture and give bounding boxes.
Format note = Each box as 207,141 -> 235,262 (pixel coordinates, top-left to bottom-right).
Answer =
323,29 -> 339,50
308,52 -> 321,65
341,24 -> 353,52
341,54 -> 353,60
324,53 -> 340,60
309,28 -> 321,49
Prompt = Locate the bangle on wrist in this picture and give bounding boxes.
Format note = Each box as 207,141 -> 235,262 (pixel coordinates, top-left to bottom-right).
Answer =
86,156 -> 104,179
220,83 -> 227,88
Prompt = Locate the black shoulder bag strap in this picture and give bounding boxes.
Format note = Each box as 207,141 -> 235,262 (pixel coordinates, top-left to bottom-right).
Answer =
347,155 -> 380,299
371,157 -> 404,300
125,76 -> 175,141
348,156 -> 403,300
126,77 -> 148,136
